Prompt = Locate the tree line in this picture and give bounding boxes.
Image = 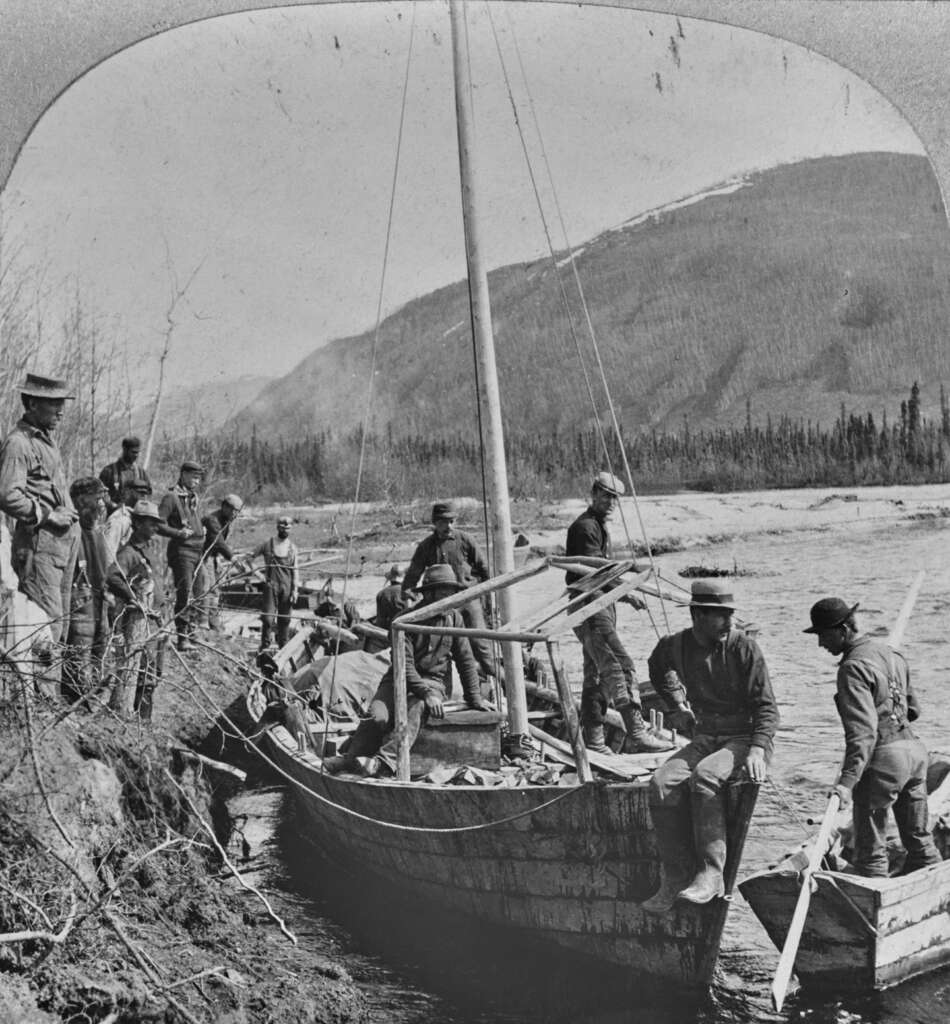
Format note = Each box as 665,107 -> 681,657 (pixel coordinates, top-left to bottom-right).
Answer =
149,383 -> 950,503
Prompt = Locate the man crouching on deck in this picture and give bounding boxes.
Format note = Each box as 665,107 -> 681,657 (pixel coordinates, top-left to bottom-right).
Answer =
805,596 -> 941,877
323,564 -> 493,779
642,580 -> 778,911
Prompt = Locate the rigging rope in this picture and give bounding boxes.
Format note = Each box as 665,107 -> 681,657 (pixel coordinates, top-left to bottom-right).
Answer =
489,4 -> 671,634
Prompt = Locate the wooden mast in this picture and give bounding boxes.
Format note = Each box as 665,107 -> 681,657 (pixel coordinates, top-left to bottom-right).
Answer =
448,0 -> 528,740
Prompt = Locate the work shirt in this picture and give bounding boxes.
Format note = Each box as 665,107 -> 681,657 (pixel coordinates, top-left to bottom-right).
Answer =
103,506 -> 132,559
649,627 -> 779,757
402,529 -> 489,592
98,458 -> 151,511
375,582 -> 409,630
564,506 -> 610,586
0,418 -> 73,526
202,510 -> 234,561
158,485 -> 204,557
834,634 -> 919,791
399,606 -> 481,704
107,537 -> 166,613
251,537 -> 299,592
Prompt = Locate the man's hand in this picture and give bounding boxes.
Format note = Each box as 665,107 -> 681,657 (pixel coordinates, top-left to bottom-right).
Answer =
424,693 -> 445,719
743,744 -> 768,784
291,588 -> 299,605
466,697 -> 495,712
622,593 -> 647,611
672,700 -> 696,732
44,507 -> 76,532
832,783 -> 852,811
179,527 -> 193,540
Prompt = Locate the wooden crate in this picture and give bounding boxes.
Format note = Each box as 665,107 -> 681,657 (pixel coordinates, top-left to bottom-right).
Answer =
412,709 -> 504,774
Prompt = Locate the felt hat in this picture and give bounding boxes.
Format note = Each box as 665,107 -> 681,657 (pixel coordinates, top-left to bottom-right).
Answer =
803,597 -> 860,634
180,460 -> 204,475
417,564 -> 465,591
130,499 -> 163,522
689,579 -> 737,610
431,501 -> 456,522
20,373 -> 74,400
592,471 -> 625,497
222,493 -> 244,511
385,565 -> 403,582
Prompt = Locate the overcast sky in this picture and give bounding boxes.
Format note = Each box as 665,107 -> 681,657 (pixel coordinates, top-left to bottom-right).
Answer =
0,0 -> 925,395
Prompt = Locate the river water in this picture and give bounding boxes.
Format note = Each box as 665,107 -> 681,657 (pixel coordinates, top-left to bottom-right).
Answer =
230,512 -> 950,1024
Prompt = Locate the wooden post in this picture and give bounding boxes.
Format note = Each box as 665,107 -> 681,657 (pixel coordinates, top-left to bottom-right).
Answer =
391,626 -> 410,781
449,0 -> 528,741
545,640 -> 592,783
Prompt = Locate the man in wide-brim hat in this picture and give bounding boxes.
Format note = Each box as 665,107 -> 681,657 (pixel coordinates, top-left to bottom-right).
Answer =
643,578 -> 779,912
324,563 -> 492,778
805,595 -> 941,877
0,373 -> 79,660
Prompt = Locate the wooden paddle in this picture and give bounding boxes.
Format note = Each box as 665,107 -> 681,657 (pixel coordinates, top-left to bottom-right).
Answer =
771,791 -> 841,1011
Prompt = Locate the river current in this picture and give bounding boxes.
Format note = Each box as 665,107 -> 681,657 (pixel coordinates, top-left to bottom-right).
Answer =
230,513 -> 950,1023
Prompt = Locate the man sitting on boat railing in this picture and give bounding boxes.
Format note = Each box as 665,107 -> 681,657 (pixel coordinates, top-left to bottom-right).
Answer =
805,596 -> 941,877
565,471 -> 670,755
643,579 -> 778,910
323,563 -> 493,779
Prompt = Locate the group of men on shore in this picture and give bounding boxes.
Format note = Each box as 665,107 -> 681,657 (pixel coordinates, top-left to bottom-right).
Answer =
0,372 -> 297,719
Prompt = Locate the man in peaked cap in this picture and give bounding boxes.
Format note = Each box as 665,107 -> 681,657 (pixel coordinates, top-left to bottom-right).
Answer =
565,471 -> 669,756
98,435 -> 151,515
158,460 -> 206,651
805,596 -> 941,877
643,579 -> 779,911
402,500 -> 497,682
200,493 -> 244,631
324,563 -> 492,778
0,374 -> 79,655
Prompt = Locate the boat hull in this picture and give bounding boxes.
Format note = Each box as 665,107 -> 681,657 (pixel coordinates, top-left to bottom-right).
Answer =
740,859 -> 950,992
262,719 -> 753,988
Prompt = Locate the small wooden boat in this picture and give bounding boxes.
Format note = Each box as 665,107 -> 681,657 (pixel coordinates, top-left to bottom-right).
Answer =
739,754 -> 950,994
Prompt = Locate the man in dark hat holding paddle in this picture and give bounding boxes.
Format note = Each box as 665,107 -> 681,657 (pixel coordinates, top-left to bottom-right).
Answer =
643,579 -> 778,911
0,373 -> 79,647
805,596 -> 941,877
323,563 -> 492,778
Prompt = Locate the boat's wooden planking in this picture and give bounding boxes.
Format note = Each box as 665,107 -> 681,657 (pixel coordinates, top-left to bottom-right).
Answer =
266,721 -> 736,984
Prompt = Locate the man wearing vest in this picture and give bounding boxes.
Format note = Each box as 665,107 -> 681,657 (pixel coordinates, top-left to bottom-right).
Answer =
805,596 -> 941,877
98,436 -> 151,514
246,514 -> 299,650
158,460 -> 205,652
643,579 -> 778,911
565,472 -> 669,755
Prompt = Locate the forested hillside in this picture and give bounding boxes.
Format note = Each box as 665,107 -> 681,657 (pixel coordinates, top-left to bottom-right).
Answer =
231,152 -> 950,442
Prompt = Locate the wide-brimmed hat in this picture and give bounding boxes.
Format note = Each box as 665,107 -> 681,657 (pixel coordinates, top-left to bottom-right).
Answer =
689,579 -> 737,611
431,501 -> 456,522
222,493 -> 244,511
179,460 -> 204,475
417,564 -> 465,591
385,565 -> 403,582
130,499 -> 163,522
803,597 -> 860,634
592,471 -> 625,497
20,373 -> 74,401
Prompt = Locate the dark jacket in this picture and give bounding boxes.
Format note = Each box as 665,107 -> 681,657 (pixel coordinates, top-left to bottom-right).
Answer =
202,509 -> 234,561
649,627 -> 779,756
107,537 -> 166,615
398,607 -> 481,705
98,458 -> 151,511
564,506 -> 610,586
158,485 -> 204,557
402,529 -> 489,592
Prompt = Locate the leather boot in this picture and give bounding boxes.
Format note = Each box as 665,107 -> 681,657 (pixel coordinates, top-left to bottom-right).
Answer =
583,723 -> 613,755
642,804 -> 693,913
621,705 -> 674,753
678,791 -> 727,904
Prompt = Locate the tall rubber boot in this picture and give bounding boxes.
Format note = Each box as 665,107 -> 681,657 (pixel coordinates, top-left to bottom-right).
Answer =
678,791 -> 727,904
642,804 -> 694,913
621,705 -> 674,753
583,723 -> 613,755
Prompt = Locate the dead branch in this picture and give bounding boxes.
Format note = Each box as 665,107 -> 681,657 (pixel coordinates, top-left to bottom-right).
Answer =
0,891 -> 77,945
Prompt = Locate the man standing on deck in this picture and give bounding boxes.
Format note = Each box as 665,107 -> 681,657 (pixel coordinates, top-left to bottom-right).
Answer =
402,501 -> 496,683
245,514 -> 299,651
0,374 -> 79,652
98,436 -> 151,514
643,579 -> 778,911
323,564 -> 493,778
565,472 -> 669,755
158,461 -> 205,652
805,596 -> 941,877
201,493 -> 243,630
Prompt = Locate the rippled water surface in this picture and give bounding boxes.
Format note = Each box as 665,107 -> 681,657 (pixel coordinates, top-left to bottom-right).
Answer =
236,514 -> 950,1023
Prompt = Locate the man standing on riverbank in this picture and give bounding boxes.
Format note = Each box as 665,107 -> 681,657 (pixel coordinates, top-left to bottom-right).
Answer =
158,461 -> 205,652
201,493 -> 243,630
98,436 -> 151,514
565,471 -> 669,756
0,374 -> 78,653
643,579 -> 778,910
805,596 -> 941,877
402,502 -> 496,683
246,515 -> 299,651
